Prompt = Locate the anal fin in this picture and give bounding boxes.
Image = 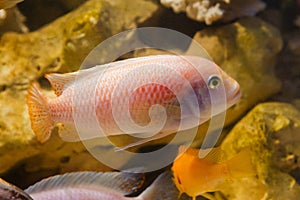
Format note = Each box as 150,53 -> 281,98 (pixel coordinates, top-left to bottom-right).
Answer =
57,123 -> 80,142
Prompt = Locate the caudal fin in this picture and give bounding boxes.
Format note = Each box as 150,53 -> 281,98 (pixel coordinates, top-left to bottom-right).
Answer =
226,148 -> 257,179
26,83 -> 55,143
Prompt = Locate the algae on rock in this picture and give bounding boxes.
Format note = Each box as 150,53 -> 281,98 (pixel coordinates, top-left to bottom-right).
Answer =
0,0 -> 160,187
220,103 -> 300,200
0,0 -> 159,88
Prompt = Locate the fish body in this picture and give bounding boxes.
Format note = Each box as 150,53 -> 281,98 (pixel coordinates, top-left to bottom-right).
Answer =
0,178 -> 33,200
25,171 -> 178,200
0,0 -> 23,9
27,55 -> 241,145
172,147 -> 256,200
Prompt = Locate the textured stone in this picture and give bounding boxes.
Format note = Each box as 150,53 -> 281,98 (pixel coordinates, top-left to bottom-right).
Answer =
0,0 -> 160,187
220,103 -> 300,200
0,7 -> 28,35
273,30 -> 300,102
160,0 -> 266,25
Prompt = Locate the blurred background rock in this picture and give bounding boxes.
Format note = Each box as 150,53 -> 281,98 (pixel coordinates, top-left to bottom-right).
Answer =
0,0 -> 300,199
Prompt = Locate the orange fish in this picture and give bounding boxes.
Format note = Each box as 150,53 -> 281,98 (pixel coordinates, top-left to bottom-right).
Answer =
172,146 -> 256,200
27,55 -> 241,147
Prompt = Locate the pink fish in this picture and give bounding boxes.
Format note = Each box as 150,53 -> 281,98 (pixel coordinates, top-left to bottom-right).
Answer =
25,171 -> 178,200
27,55 -> 241,147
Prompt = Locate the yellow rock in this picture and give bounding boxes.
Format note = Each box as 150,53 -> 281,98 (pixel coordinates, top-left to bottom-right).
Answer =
221,102 -> 300,200
0,0 -> 160,187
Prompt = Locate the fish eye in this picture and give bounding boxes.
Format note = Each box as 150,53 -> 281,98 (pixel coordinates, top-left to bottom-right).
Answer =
208,75 -> 221,89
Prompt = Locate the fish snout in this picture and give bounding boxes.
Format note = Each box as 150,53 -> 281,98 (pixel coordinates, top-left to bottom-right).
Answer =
224,77 -> 241,107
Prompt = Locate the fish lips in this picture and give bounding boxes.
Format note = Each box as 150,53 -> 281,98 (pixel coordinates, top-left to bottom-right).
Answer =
226,80 -> 242,108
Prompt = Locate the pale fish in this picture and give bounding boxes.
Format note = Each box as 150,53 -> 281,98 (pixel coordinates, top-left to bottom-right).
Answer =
172,146 -> 256,200
27,55 -> 241,148
0,0 -> 23,9
24,171 -> 178,200
0,178 -> 33,200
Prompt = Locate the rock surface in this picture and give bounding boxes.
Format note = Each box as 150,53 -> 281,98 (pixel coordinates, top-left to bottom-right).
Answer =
220,102 -> 300,200
16,0 -> 92,31
0,0 -> 160,187
296,16 -> 300,27
160,0 -> 266,25
0,7 -> 28,35
273,30 -> 300,103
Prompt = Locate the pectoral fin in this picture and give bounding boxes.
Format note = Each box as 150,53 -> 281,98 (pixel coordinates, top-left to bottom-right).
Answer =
115,131 -> 172,151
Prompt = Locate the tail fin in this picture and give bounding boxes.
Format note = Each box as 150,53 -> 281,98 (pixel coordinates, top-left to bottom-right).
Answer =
226,148 -> 256,179
26,83 -> 55,143
138,171 -> 179,200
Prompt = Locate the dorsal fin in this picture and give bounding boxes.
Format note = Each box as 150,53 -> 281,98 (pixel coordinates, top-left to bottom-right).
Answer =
181,147 -> 224,163
45,63 -> 112,96
178,145 -> 188,155
199,147 -> 224,163
25,171 -> 145,196
44,55 -> 176,96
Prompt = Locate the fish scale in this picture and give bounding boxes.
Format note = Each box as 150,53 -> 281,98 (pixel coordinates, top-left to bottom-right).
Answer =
52,57 -> 189,133
27,55 -> 241,146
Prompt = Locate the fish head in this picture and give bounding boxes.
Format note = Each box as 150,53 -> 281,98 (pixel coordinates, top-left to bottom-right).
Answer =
219,69 -> 241,108
172,148 -> 202,197
174,56 -> 241,129
171,155 -> 188,195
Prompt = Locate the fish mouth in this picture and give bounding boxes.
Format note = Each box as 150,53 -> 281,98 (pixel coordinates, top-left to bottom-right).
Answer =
230,89 -> 242,104
226,80 -> 242,108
